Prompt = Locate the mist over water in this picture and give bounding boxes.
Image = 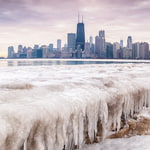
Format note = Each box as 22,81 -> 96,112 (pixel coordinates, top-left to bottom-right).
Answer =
0,60 -> 150,149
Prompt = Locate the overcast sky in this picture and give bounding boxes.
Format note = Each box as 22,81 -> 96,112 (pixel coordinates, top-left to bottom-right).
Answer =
0,0 -> 150,57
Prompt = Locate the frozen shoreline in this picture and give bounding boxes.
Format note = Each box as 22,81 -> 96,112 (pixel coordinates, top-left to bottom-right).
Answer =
1,59 -> 150,67
0,64 -> 150,150
81,135 -> 150,150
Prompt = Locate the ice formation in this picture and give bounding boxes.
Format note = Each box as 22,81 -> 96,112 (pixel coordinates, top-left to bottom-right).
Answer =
81,135 -> 150,150
0,63 -> 150,150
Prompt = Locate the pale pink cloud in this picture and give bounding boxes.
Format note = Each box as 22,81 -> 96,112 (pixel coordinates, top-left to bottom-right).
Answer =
0,0 -> 149,56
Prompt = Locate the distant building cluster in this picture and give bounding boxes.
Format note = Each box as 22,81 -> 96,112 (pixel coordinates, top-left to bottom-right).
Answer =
7,18 -> 150,59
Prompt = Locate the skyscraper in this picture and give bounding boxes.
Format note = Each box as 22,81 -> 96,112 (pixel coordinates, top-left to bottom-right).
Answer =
8,46 -> 14,58
139,42 -> 149,59
95,36 -> 101,57
89,36 -> 94,54
57,39 -> 61,51
99,30 -> 106,58
48,44 -> 54,52
113,42 -> 120,59
120,40 -> 123,47
89,36 -> 93,48
34,44 -> 39,49
127,36 -> 132,49
132,42 -> 140,59
106,42 -> 113,59
41,45 -> 48,58
99,30 -> 105,37
94,30 -> 106,58
18,45 -> 23,54
67,33 -> 76,51
76,16 -> 85,51
85,42 -> 90,51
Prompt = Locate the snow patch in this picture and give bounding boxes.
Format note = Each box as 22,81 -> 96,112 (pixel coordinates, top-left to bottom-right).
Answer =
81,135 -> 150,150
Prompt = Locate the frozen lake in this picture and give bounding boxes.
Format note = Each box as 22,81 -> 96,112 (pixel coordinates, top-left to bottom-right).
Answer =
0,60 -> 150,150
1,59 -> 150,66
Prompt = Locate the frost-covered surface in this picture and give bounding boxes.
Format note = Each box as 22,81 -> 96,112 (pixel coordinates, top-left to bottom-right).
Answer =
0,63 -> 150,150
81,135 -> 150,150
138,107 -> 150,119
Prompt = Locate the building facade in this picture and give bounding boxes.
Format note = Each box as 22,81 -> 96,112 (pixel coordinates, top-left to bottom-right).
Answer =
57,39 -> 61,51
76,22 -> 85,51
67,33 -> 76,51
8,46 -> 14,58
127,36 -> 132,49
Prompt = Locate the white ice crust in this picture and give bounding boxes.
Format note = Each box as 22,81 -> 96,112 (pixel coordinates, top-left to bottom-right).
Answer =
81,135 -> 150,150
0,63 -> 150,150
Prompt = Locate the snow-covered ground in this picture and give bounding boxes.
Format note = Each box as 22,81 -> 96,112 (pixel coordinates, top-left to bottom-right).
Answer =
82,135 -> 150,150
0,63 -> 150,150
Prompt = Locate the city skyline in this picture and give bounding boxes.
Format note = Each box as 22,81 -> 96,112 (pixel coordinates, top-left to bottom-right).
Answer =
0,0 -> 150,57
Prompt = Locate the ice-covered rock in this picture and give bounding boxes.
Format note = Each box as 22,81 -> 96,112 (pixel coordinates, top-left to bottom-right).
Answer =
0,63 -> 150,150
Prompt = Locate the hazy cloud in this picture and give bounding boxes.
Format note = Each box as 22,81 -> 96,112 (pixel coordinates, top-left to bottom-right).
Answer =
0,0 -> 150,56
0,0 -> 150,25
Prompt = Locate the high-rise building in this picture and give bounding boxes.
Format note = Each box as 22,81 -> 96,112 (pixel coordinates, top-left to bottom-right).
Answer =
34,44 -> 39,49
99,30 -> 106,58
122,48 -> 132,59
89,36 -> 94,53
113,42 -> 120,59
8,46 -> 14,58
76,17 -> 85,51
127,36 -> 132,49
106,42 -> 113,59
48,44 -> 54,52
76,45 -> 82,58
132,42 -> 140,59
23,46 -> 27,54
95,36 -> 101,58
27,47 -> 32,58
139,42 -> 149,59
132,42 -> 148,59
36,49 -> 43,58
94,30 -> 106,58
89,36 -> 93,48
67,33 -> 76,51
18,45 -> 23,54
41,45 -> 48,58
120,40 -> 123,47
57,39 -> 61,51
85,42 -> 90,51
99,30 -> 105,37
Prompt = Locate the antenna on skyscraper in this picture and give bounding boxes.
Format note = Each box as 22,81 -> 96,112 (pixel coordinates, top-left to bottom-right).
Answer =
78,12 -> 80,23
82,16 -> 83,23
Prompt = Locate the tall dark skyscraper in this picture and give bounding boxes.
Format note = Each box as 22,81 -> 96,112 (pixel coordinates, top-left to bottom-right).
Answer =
76,16 -> 85,51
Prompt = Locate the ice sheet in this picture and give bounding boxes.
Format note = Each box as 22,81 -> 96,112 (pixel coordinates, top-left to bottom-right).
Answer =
0,63 -> 150,150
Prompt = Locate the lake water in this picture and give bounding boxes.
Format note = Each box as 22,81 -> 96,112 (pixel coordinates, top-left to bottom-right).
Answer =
0,59 -> 150,66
